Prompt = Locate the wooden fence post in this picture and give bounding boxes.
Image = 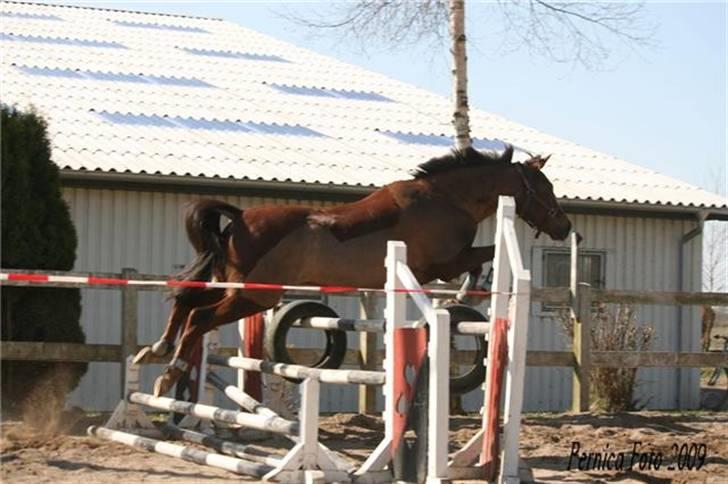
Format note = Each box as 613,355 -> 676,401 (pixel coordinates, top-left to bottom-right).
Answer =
571,283 -> 592,412
569,233 -> 593,412
121,268 -> 139,399
358,291 -> 378,414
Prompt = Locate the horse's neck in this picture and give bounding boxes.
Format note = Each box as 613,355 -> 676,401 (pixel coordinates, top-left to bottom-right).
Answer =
426,165 -> 520,222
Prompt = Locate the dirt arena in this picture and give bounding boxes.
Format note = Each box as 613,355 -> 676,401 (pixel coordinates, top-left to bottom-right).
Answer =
2,410 -> 726,483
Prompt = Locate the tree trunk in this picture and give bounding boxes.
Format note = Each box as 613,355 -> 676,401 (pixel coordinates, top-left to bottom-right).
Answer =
450,0 -> 470,150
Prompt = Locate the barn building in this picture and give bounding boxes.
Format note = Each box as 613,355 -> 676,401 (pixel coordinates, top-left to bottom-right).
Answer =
2,1 -> 726,412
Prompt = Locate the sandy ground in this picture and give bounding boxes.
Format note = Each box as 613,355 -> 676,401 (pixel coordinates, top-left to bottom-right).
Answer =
2,409 -> 726,483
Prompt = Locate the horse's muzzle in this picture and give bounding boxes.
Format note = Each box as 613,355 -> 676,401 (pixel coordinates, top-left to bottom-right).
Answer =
550,219 -> 572,241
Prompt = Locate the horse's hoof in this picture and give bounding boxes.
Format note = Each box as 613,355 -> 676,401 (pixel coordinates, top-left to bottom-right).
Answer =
151,340 -> 173,357
153,367 -> 184,397
132,346 -> 153,365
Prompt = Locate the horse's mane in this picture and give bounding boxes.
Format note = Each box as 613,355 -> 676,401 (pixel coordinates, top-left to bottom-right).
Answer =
411,145 -> 514,179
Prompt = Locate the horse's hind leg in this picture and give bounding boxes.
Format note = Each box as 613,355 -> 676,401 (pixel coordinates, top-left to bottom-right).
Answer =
150,303 -> 191,357
133,289 -> 225,365
153,292 -> 281,397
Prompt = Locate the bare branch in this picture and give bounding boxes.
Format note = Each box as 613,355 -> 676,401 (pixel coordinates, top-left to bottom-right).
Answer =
281,1 -> 450,53
283,1 -> 654,70
495,1 -> 655,69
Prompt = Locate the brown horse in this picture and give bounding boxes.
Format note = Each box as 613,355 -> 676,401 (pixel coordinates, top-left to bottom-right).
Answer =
140,146 -> 573,396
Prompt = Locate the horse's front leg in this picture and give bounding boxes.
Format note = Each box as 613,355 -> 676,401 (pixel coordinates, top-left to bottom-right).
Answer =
427,245 -> 496,303
429,245 -> 496,281
153,292 -> 279,397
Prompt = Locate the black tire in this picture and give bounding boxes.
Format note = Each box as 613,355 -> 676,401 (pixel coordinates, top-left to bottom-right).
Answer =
446,304 -> 488,395
265,300 -> 348,383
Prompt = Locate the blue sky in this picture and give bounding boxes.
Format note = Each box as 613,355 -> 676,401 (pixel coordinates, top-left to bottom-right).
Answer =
55,1 -> 727,195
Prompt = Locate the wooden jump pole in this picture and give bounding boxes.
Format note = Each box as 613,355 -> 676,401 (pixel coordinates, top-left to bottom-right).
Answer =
127,392 -> 299,435
293,316 -> 489,335
88,426 -> 274,477
207,371 -> 280,418
162,424 -> 283,467
207,354 -> 386,386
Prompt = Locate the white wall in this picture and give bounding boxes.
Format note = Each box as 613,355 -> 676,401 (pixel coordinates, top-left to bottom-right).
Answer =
62,187 -> 702,412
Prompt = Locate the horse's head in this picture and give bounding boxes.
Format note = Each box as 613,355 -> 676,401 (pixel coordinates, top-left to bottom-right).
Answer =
514,154 -> 572,241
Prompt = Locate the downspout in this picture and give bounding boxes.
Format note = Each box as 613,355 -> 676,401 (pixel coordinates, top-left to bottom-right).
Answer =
676,210 -> 707,407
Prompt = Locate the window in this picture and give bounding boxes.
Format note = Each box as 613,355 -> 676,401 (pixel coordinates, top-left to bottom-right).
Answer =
246,122 -> 323,137
180,47 -> 288,63
380,130 -> 516,150
17,66 -> 84,78
380,131 -> 453,146
329,88 -> 392,102
269,84 -> 393,102
112,20 -> 208,33
1,32 -> 125,48
85,71 -> 146,83
96,112 -> 326,137
97,112 -> 176,127
542,250 -> 605,310
169,116 -> 251,131
2,12 -> 62,21
16,65 -> 213,87
472,138 -> 509,151
143,75 -> 213,88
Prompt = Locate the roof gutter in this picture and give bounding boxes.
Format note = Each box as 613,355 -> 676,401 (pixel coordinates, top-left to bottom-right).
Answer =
59,170 -> 374,201
559,198 -> 728,221
60,170 -> 728,219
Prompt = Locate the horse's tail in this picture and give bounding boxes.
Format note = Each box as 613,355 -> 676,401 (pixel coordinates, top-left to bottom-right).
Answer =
172,199 -> 242,302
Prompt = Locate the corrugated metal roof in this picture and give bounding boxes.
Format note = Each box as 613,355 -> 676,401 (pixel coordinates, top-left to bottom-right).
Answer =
1,1 -> 726,210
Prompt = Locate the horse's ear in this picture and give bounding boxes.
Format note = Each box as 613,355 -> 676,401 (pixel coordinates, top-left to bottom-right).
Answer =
526,154 -> 550,170
500,144 -> 514,163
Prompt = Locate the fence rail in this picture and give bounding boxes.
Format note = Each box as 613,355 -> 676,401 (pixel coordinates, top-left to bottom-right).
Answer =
2,264 -> 728,412
3,341 -> 726,369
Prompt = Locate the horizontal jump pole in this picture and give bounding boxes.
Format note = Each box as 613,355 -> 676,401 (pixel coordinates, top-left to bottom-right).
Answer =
0,270 -> 498,298
294,317 -> 490,335
88,426 -> 273,477
455,321 -> 491,335
296,317 -> 387,332
207,371 -> 280,419
162,424 -> 283,467
127,392 -> 298,435
208,354 -> 386,386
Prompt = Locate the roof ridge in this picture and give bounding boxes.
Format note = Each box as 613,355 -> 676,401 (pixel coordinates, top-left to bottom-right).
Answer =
1,0 -> 223,22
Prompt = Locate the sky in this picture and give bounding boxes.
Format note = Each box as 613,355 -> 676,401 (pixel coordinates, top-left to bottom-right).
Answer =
51,1 -> 727,197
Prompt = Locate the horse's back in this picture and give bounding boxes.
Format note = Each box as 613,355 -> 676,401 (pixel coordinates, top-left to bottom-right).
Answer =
237,184 -> 477,288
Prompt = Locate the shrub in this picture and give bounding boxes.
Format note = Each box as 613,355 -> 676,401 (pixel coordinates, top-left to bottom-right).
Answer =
1,105 -> 87,420
559,303 -> 654,412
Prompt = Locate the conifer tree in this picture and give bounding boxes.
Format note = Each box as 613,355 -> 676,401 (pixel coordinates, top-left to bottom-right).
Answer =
1,105 -> 87,417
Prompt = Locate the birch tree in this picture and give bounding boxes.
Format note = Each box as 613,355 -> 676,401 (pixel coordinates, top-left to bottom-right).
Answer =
450,0 -> 469,149
288,1 -> 653,149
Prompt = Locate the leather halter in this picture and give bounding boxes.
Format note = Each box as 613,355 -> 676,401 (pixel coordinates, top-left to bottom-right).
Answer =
516,163 -> 558,238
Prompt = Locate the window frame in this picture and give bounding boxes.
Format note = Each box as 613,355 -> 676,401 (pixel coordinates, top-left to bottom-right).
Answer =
531,246 -> 612,315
